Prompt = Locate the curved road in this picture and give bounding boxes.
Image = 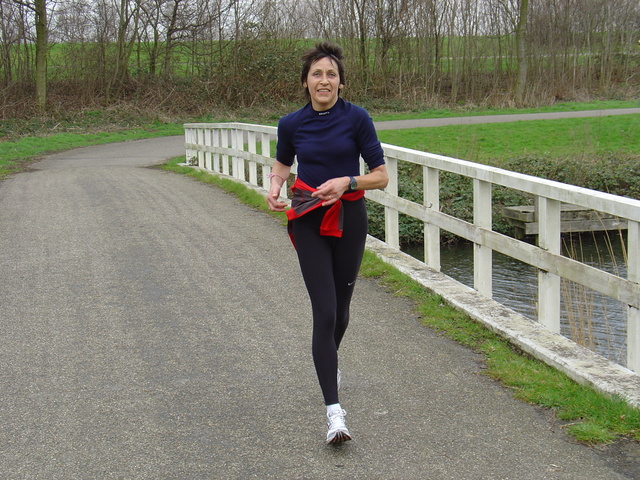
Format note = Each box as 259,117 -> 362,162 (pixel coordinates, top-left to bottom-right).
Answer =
1,116 -> 639,478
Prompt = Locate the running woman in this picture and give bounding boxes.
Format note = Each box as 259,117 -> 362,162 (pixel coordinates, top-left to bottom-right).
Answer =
266,42 -> 388,445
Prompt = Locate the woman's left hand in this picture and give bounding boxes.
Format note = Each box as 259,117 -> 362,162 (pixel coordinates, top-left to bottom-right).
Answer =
311,177 -> 350,206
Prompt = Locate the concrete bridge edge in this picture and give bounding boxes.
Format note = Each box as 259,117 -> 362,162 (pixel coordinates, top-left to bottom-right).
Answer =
365,236 -> 640,408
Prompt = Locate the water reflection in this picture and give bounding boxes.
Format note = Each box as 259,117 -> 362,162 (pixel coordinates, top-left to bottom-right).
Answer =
403,232 -> 628,366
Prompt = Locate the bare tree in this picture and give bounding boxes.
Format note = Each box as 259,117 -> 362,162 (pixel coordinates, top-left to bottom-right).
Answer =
106,0 -> 141,100
10,0 -> 49,109
515,0 -> 528,102
138,0 -> 163,76
0,1 -> 19,86
33,0 -> 47,108
2,0 -> 639,115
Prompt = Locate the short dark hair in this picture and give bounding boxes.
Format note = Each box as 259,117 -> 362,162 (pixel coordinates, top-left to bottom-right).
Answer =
300,42 -> 346,100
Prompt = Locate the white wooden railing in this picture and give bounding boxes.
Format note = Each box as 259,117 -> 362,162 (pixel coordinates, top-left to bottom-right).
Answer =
184,122 -> 640,374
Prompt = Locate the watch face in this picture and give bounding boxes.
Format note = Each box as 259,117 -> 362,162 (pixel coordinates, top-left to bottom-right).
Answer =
350,177 -> 357,189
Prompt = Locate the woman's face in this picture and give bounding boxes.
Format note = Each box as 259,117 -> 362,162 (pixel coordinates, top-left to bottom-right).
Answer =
303,56 -> 343,112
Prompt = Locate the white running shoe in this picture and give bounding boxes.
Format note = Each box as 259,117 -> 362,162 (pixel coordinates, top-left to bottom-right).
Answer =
326,409 -> 352,445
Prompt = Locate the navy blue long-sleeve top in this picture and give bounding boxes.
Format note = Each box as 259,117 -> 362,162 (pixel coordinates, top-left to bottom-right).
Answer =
276,98 -> 385,188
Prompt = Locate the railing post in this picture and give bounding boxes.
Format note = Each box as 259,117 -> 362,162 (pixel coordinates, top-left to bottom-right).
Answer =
260,132 -> 272,191
248,130 -> 258,186
231,129 -> 244,181
260,132 -> 287,199
212,128 -> 220,173
423,166 -> 440,271
628,220 -> 639,373
231,128 -> 238,178
203,126 -> 212,170
474,179 -> 492,297
184,127 -> 195,163
537,197 -> 562,332
197,128 -> 205,168
385,157 -> 400,250
221,129 -> 230,176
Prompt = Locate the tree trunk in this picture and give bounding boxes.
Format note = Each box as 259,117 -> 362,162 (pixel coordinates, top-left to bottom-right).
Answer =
515,0 -> 529,104
34,0 -> 47,110
107,0 -> 140,101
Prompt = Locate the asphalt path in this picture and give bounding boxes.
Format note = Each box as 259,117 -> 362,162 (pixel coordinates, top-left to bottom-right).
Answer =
1,113 -> 639,479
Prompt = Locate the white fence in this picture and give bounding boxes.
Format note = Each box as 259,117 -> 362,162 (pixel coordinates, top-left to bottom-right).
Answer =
184,122 -> 640,375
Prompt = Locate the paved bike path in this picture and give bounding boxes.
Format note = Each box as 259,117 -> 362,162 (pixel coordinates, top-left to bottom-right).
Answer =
1,117 -> 638,478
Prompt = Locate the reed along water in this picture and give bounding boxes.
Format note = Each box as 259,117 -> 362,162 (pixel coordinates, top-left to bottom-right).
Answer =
403,232 -> 628,366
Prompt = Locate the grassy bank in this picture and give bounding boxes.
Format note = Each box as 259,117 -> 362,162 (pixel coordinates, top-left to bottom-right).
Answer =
372,112 -> 640,243
377,113 -> 640,161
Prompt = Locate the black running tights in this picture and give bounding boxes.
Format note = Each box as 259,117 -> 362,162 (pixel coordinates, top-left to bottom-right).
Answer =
291,198 -> 368,406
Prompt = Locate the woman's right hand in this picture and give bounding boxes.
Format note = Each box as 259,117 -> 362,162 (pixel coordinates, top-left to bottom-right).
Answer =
266,183 -> 288,212
266,161 -> 291,212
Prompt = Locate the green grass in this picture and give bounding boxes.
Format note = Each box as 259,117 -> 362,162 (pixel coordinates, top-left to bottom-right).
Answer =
373,112 -> 640,243
377,114 -> 640,163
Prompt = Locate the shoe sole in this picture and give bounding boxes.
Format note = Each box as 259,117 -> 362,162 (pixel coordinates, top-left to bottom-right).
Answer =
327,431 -> 352,445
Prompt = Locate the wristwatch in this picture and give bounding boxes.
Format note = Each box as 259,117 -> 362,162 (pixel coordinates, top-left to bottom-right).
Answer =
348,176 -> 358,191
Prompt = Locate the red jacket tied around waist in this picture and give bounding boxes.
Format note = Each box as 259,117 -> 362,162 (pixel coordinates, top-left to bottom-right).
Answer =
286,178 -> 365,248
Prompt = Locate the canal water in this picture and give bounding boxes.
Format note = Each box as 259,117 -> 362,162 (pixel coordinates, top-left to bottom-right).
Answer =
403,232 -> 628,366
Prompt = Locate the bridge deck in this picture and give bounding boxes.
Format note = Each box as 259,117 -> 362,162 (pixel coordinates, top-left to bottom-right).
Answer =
0,136 -> 636,479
